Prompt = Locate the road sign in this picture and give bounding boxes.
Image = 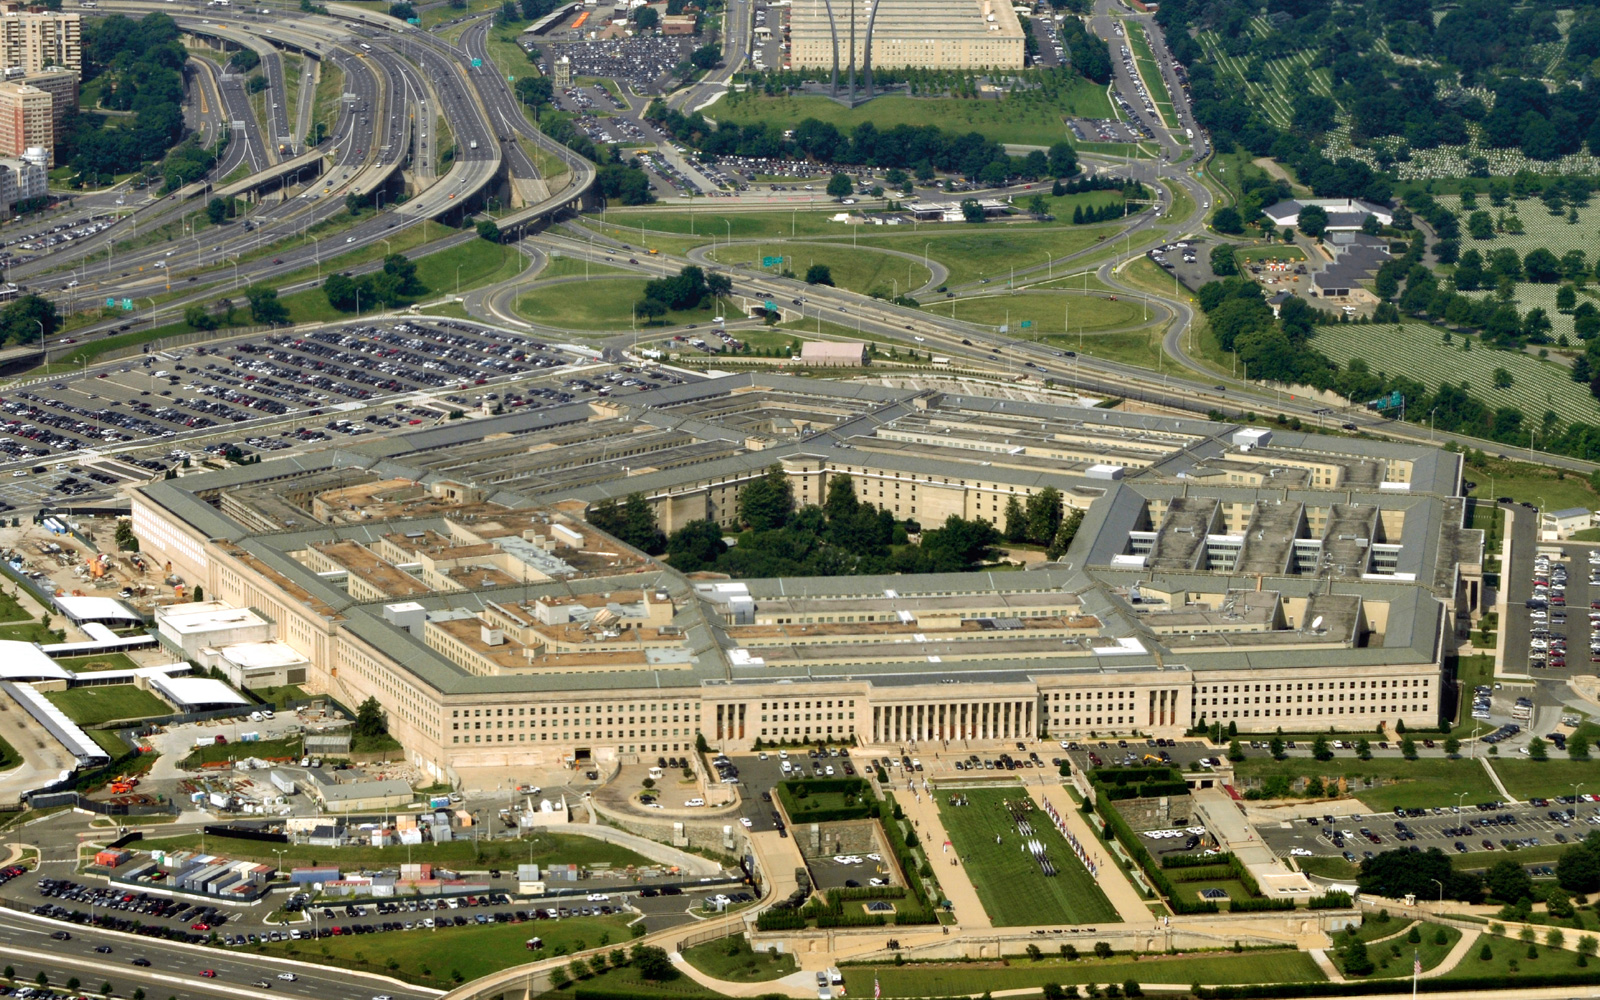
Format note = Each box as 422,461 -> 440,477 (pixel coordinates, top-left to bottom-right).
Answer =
106,298 -> 115,308
508,75 -> 515,82
471,58 -> 483,67
1020,320 -> 1032,328
761,255 -> 782,267
122,299 -> 133,310
1367,389 -> 1403,411
763,300 -> 776,311
999,324 -> 1009,333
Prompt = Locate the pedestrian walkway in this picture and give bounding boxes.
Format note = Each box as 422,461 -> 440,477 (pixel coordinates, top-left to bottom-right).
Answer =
892,775 -> 991,928
668,953 -> 813,998
1308,949 -> 1346,983
1480,757 -> 1517,803
1422,928 -> 1481,979
1025,783 -> 1154,926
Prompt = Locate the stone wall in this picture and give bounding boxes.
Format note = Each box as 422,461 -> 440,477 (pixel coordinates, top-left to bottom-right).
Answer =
1116,794 -> 1194,830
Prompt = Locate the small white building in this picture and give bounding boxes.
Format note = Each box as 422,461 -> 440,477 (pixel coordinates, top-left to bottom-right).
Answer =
799,341 -> 869,367
201,640 -> 310,690
1540,507 -> 1595,541
1261,198 -> 1392,232
156,602 -> 274,659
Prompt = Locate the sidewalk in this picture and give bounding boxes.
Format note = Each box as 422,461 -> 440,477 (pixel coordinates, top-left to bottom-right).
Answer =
1025,782 -> 1155,926
668,953 -> 813,998
892,776 -> 991,929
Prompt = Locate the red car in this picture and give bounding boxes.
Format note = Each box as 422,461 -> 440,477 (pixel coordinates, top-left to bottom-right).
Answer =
191,923 -> 210,931
200,971 -> 218,979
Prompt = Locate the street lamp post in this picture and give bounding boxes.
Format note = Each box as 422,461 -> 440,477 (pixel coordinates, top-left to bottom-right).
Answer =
1430,878 -> 1443,906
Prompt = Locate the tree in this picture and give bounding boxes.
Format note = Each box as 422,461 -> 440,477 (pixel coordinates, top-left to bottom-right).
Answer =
1570,733 -> 1591,760
184,303 -> 218,331
1093,942 -> 1113,960
1343,939 -> 1374,976
1486,858 -> 1535,904
1401,737 -> 1418,760
245,285 -> 288,325
514,75 -> 553,114
1210,244 -> 1237,277
1529,736 -> 1548,760
1443,737 -> 1460,756
1212,206 -> 1243,234
1359,847 -> 1483,903
665,519 -> 726,572
1227,738 -> 1245,762
805,264 -> 834,286
1047,141 -> 1077,178
1297,204 -> 1329,238
690,44 -> 720,70
960,199 -> 985,223
631,945 -> 676,981
736,466 -> 794,531
1022,488 -> 1064,547
1524,247 -> 1562,283
1269,736 -> 1286,760
1307,735 -> 1330,761
589,492 -> 665,553
826,173 -> 853,200
1558,832 -> 1600,893
631,5 -> 658,29
476,220 -> 501,242
205,197 -> 229,225
1356,737 -> 1372,760
1559,285 -> 1579,311
0,294 -> 57,345
388,1 -> 415,18
549,967 -> 569,989
1578,935 -> 1598,966
355,696 -> 387,739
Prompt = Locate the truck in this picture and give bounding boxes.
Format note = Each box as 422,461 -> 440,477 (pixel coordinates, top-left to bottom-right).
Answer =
270,770 -> 297,795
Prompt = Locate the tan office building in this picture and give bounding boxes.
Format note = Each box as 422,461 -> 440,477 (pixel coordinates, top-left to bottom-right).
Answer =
0,7 -> 80,75
0,82 -> 51,165
788,0 -> 1025,71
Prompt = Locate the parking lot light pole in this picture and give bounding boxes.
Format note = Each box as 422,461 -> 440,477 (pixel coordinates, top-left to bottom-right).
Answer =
1455,792 -> 1468,814
1575,783 -> 1585,805
1430,878 -> 1443,905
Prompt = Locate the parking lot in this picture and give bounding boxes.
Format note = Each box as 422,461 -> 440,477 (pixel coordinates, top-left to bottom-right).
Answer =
540,36 -> 698,94
1261,796 -> 1600,873
0,320 -> 689,508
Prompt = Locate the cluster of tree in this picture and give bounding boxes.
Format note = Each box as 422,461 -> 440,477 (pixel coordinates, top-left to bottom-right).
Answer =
597,160 -> 655,205
1001,487 -> 1082,559
597,472 -> 1008,578
1158,0 -> 1600,166
1057,15 -> 1110,84
64,14 -> 190,186
1196,275 -> 1338,389
322,254 -> 427,312
1071,201 -> 1135,225
644,104 -> 1078,184
160,140 -> 225,193
0,295 -> 58,346
634,264 -> 731,322
354,696 -> 389,739
538,115 -> 654,203
245,285 -> 289,326
1357,847 -> 1485,903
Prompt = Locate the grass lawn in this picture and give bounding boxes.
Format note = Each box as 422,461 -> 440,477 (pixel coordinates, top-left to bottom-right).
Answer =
181,736 -> 302,768
538,255 -> 632,280
412,239 -> 526,296
45,685 -> 172,726
139,830 -> 653,871
87,728 -> 131,758
1296,855 -> 1360,880
1234,245 -> 1307,263
1438,934 -> 1596,980
705,243 -> 932,296
599,209 -> 867,242
775,779 -> 875,822
1232,756 -> 1500,812
941,291 -> 1148,333
843,949 -> 1324,995
254,911 -> 631,986
711,79 -> 1114,148
250,685 -> 309,709
680,936 -> 797,982
1488,760 -> 1600,801
1332,922 -> 1461,978
352,731 -> 404,756
53,653 -> 142,673
1038,329 -> 1166,371
875,224 -> 1125,286
0,588 -> 34,623
936,786 -> 1118,927
515,278 -> 720,330
0,731 -> 19,770
1460,453 -> 1600,512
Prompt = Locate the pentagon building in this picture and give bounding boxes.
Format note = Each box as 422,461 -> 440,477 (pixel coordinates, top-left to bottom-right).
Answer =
131,374 -> 1483,779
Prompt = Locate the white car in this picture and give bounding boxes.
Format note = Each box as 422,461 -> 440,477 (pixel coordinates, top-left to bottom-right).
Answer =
739,817 -> 753,828
587,893 -> 609,902
684,798 -> 705,807
278,975 -> 298,982
1289,848 -> 1313,857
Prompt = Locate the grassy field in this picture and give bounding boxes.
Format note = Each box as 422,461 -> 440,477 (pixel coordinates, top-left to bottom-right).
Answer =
0,589 -> 37,623
182,736 -> 302,768
53,653 -> 142,673
412,239 -> 526,296
1310,322 -> 1600,429
1438,933 -> 1595,980
45,685 -> 171,726
537,255 -> 632,280
842,949 -> 1324,995
1489,760 -> 1600,801
873,224 -> 1125,286
710,79 -> 1114,148
1232,756 -> 1501,812
515,278 -> 721,329
1334,922 -> 1462,979
705,244 -> 932,296
138,830 -> 652,871
936,787 -> 1118,927
680,936 -> 796,982
942,291 -> 1149,333
86,728 -> 129,759
254,911 -> 632,985
1235,245 -> 1306,263
250,685 -> 309,709
0,731 -> 18,770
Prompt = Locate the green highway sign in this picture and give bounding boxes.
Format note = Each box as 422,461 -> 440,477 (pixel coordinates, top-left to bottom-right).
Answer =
1020,320 -> 1032,328
761,255 -> 782,267
764,300 -> 776,311
471,58 -> 483,67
